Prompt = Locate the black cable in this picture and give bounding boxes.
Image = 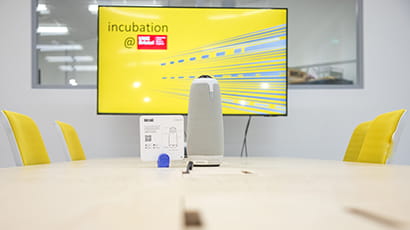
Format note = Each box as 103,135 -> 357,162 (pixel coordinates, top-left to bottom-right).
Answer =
240,115 -> 252,157
184,114 -> 188,158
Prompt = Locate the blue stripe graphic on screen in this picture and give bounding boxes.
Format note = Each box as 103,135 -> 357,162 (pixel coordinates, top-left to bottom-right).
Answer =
245,40 -> 286,52
225,90 -> 286,96
222,93 -> 286,102
221,105 -> 266,115
243,73 -> 255,77
254,103 -> 270,107
217,76 -> 286,81
157,23 -> 287,115
185,25 -> 286,53
209,34 -> 286,51
214,60 -> 286,68
223,101 -> 285,113
203,25 -> 286,48
216,52 -> 226,56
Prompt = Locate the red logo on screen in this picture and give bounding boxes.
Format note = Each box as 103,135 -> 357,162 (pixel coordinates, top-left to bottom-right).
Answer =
137,35 -> 167,50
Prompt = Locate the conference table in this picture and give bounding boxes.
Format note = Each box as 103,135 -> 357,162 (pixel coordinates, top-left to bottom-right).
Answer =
0,157 -> 409,230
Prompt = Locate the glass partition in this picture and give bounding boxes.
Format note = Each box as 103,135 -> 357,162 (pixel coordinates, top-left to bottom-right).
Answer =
33,0 -> 362,88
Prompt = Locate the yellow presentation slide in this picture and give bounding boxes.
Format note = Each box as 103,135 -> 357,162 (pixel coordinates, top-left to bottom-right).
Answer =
98,7 -> 287,115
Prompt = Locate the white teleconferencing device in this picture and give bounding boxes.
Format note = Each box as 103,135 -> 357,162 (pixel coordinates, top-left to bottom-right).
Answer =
186,75 -> 224,166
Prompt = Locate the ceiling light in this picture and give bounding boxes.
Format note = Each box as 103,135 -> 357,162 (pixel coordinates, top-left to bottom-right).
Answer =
37,26 -> 69,36
59,65 -> 74,72
74,65 -> 97,71
45,56 -> 73,62
37,44 -> 83,51
45,56 -> 93,63
88,4 -> 98,14
59,65 -> 97,72
36,4 -> 50,15
73,56 -> 93,62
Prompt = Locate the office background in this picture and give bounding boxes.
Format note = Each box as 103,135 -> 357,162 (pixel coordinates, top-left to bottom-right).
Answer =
0,0 -> 409,167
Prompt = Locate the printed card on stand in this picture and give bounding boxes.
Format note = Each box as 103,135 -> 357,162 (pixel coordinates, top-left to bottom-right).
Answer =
140,115 -> 184,161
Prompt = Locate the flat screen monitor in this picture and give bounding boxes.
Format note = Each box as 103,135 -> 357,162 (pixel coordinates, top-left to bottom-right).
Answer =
98,6 -> 287,116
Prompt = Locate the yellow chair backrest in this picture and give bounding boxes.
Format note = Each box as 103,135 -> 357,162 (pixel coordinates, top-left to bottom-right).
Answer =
56,121 -> 86,161
0,110 -> 50,166
357,109 -> 406,164
343,120 -> 372,162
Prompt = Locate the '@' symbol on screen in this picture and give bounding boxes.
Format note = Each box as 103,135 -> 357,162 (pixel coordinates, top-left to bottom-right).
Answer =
124,37 -> 135,48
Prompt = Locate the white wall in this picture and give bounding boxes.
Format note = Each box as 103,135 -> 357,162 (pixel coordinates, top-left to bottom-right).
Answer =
0,0 -> 409,167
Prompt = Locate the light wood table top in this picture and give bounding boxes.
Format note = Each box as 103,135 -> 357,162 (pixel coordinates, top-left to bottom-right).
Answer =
0,157 -> 409,230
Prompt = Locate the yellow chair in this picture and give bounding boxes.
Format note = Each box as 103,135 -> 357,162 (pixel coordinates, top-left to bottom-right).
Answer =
343,120 -> 372,162
55,121 -> 86,161
357,109 -> 407,164
0,110 -> 50,166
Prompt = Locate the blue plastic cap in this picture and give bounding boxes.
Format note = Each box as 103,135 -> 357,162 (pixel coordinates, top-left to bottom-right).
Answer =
157,153 -> 170,168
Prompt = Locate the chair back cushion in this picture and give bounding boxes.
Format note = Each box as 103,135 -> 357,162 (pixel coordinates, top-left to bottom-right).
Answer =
343,120 -> 372,162
3,110 -> 50,165
358,109 -> 406,164
56,121 -> 86,161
